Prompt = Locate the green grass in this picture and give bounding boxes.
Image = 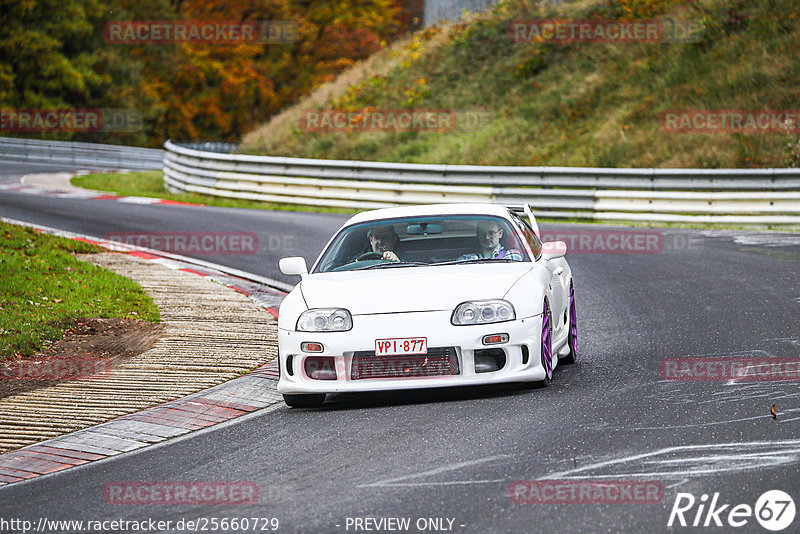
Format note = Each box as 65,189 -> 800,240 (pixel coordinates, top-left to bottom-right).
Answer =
0,222 -> 160,361
241,0 -> 800,169
73,170 -> 170,199
71,171 -> 358,214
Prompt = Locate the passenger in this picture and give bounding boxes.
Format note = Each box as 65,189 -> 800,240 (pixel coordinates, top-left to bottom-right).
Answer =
460,220 -> 523,261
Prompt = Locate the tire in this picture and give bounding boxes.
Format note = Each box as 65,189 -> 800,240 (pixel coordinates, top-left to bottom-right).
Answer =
560,282 -> 578,365
283,393 -> 326,408
533,300 -> 553,388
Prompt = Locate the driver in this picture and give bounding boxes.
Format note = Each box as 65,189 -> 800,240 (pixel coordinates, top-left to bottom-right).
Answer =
366,225 -> 400,262
459,220 -> 522,261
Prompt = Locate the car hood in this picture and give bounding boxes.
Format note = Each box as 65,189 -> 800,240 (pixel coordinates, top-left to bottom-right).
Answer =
300,263 -> 532,315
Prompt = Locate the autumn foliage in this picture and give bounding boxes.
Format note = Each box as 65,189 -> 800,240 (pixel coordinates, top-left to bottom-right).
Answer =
0,0 -> 414,146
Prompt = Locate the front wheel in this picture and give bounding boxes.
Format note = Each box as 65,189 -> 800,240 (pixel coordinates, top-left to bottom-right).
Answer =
283,393 -> 326,408
533,300 -> 553,388
560,282 -> 578,365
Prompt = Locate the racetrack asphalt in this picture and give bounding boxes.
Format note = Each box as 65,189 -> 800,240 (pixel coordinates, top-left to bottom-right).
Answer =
1,165 -> 799,533
0,173 -> 346,286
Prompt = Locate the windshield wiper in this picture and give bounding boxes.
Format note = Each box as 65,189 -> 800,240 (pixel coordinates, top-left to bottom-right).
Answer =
433,258 -> 517,265
356,261 -> 429,270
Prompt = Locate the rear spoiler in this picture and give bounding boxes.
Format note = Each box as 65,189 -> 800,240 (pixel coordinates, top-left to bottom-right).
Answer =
505,203 -> 541,239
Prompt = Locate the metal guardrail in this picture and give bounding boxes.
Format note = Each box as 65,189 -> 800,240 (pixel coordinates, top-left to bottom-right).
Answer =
0,136 -> 163,170
173,141 -> 239,154
164,141 -> 800,225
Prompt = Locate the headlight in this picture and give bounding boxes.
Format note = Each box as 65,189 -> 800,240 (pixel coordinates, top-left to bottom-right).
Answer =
452,300 -> 515,325
296,308 -> 353,332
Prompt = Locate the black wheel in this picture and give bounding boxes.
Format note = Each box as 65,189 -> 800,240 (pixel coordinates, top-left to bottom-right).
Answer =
533,300 -> 553,388
355,251 -> 384,261
560,282 -> 578,364
283,393 -> 326,408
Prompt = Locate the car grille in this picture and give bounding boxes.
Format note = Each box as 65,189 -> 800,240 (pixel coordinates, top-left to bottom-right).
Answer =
351,347 -> 459,380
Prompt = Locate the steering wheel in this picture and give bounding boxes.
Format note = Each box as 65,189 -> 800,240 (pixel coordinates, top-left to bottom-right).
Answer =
355,251 -> 385,261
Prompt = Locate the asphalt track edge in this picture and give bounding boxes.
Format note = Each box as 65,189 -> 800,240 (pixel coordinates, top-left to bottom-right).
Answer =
0,401 -> 285,491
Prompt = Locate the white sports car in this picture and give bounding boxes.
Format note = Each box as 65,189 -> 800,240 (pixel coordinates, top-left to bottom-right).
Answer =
277,203 -> 577,407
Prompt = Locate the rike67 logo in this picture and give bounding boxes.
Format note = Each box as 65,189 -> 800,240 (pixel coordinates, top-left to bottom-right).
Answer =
668,490 -> 795,531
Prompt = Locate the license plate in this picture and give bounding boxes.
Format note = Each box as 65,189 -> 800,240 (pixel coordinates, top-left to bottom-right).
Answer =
375,337 -> 427,356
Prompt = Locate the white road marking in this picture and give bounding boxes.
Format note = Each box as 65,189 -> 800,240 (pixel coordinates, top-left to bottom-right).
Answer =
365,480 -> 506,487
540,439 -> 800,481
359,455 -> 509,488
730,234 -> 800,247
630,414 -> 772,430
665,479 -> 689,489
116,196 -> 160,204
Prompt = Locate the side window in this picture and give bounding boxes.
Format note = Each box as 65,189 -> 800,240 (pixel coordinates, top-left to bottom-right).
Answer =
509,212 -> 542,259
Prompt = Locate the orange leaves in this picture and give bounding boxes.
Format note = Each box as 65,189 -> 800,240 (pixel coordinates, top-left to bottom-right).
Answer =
6,0 -> 406,145
125,0 -> 403,142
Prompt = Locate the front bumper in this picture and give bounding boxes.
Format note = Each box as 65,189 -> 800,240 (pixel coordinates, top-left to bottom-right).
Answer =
277,310 -> 546,394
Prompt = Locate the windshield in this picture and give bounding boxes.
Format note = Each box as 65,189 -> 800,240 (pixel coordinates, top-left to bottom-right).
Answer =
312,215 -> 530,273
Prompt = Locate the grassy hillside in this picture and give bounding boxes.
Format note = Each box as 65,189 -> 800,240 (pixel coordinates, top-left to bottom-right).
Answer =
241,0 -> 800,168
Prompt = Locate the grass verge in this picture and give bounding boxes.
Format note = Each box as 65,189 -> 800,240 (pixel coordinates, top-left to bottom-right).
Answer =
0,221 -> 160,361
71,171 -> 359,214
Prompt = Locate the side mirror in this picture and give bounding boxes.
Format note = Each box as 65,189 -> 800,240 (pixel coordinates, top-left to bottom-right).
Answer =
279,257 -> 308,278
541,241 -> 567,261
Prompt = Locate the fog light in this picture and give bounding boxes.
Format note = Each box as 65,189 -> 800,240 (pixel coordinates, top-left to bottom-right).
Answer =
301,342 -> 324,353
482,333 -> 509,345
304,356 -> 337,380
474,348 -> 506,373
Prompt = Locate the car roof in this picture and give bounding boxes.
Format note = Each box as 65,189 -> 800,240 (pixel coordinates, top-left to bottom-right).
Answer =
343,203 -> 513,227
